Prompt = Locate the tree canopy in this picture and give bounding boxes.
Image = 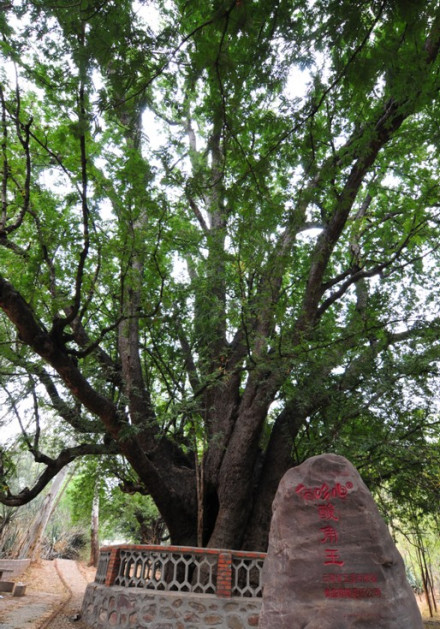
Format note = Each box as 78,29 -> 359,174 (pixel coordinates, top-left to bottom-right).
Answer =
1,0 -> 440,550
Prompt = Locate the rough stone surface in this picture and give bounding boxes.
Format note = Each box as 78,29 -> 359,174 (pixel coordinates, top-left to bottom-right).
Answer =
81,585 -> 262,628
259,453 -> 423,629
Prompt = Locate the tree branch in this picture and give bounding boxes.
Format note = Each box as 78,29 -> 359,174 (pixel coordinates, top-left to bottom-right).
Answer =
0,443 -> 116,507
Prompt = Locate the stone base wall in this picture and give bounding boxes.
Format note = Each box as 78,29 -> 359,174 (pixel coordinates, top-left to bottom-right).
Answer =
82,583 -> 261,629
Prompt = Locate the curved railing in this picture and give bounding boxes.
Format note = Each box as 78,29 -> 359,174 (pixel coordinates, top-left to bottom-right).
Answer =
95,544 -> 266,598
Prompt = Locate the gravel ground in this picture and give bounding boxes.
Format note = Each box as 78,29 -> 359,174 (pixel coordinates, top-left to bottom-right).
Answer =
0,559 -> 95,629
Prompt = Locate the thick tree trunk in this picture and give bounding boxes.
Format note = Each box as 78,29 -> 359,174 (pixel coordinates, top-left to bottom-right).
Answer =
204,374 -> 278,550
242,411 -> 301,551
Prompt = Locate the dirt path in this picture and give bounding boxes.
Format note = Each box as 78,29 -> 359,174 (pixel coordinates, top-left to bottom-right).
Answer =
0,559 -> 95,629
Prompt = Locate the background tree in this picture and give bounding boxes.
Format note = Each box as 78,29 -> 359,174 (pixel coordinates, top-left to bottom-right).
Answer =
376,457 -> 440,618
1,0 -> 440,551
67,459 -> 166,548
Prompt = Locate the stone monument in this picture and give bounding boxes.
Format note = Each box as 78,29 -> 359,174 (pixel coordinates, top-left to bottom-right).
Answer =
259,453 -> 423,628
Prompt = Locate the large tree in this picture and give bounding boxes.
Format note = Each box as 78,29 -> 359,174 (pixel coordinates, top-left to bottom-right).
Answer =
1,0 -> 440,550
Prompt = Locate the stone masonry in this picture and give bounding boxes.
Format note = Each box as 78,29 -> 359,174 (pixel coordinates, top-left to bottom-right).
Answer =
82,583 -> 261,629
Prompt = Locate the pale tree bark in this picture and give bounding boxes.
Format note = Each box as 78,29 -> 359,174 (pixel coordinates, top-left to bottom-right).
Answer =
88,478 -> 100,567
14,466 -> 71,560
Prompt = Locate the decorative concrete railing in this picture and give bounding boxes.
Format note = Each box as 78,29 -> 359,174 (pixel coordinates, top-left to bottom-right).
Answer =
95,544 -> 266,598
83,544 -> 266,628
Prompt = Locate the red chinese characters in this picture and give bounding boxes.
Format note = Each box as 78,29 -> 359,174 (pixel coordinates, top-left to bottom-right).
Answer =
324,587 -> 381,599
295,478 -> 382,598
317,503 -> 339,522
320,525 -> 338,544
323,573 -> 378,584
324,548 -> 344,567
316,493 -> 345,568
295,481 -> 353,502
319,505 -> 344,567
